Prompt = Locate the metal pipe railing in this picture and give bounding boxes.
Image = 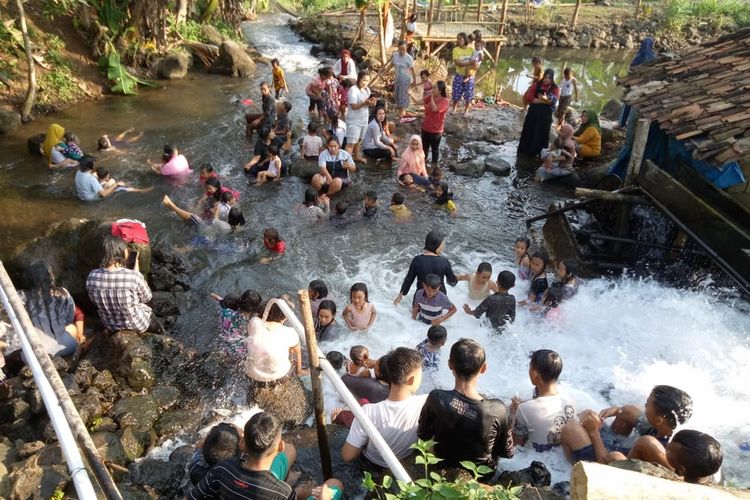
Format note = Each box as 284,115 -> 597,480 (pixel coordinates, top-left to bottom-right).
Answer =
265,298 -> 413,484
0,284 -> 98,499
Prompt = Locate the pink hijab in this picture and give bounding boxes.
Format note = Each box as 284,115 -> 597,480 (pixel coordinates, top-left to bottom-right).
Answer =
397,135 -> 427,177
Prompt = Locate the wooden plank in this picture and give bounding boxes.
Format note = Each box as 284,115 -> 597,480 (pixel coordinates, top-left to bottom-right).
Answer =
675,129 -> 704,140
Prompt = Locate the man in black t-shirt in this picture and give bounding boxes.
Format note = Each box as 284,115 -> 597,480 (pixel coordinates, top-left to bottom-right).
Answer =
417,339 -> 514,472
245,82 -> 277,141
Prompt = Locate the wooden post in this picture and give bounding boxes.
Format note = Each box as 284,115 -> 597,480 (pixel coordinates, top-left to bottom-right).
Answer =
477,0 -> 483,22
625,118 -> 650,186
571,0 -> 582,26
500,0 -> 508,35
0,263 -> 124,500
401,0 -> 408,41
378,1 -> 388,64
427,0 -> 434,36
297,289 -> 333,479
634,0 -> 642,18
574,188 -> 650,204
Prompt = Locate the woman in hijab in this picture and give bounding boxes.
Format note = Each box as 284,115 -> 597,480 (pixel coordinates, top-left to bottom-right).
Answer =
535,123 -> 577,182
42,123 -> 78,168
393,230 -> 458,305
574,110 -> 602,158
620,37 -> 656,127
397,135 -> 430,186
518,69 -> 560,158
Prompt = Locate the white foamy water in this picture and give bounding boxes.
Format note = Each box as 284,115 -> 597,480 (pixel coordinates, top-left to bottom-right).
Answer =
306,247 -> 750,486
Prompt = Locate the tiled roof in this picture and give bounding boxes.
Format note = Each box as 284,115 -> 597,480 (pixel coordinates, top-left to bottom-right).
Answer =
619,27 -> 750,167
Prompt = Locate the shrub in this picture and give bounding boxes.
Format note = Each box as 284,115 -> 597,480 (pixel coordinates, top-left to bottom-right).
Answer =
364,439 -> 523,500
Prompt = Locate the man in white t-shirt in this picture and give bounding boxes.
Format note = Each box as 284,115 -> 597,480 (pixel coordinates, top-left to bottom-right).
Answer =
342,347 -> 427,469
346,71 -> 376,163
512,349 -> 576,452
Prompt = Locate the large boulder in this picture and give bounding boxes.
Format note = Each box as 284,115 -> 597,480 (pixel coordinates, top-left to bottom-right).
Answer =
201,24 -> 224,46
210,40 -> 256,78
5,218 -> 110,302
601,98 -> 623,121
0,108 -> 21,134
158,52 -> 189,80
288,158 -> 322,179
127,459 -> 186,497
91,431 -> 129,467
484,154 -> 512,177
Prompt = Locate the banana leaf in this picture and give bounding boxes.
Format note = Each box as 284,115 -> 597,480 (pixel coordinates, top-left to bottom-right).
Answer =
105,50 -> 155,95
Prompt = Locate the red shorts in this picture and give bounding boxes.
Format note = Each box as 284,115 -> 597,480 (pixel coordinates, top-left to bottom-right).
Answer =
74,306 -> 85,323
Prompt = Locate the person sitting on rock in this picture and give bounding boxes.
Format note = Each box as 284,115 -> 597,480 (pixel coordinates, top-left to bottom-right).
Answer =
560,385 -> 693,470
19,260 -> 84,357
417,338 -> 515,473
189,422 -> 242,485
342,347 -> 427,472
189,411 -> 345,500
511,350 -> 576,452
573,110 -> 602,159
86,236 -> 163,334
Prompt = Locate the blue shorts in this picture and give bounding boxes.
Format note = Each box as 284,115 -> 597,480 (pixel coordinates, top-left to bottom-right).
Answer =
452,74 -> 474,103
570,425 -> 636,463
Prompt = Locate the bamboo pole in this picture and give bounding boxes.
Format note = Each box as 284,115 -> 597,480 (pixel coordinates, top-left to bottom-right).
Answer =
500,0 -> 508,34
477,0 -> 483,22
427,0 -> 434,36
297,289 -> 333,479
574,188 -> 650,204
571,0 -> 582,26
16,0 -> 36,121
0,263 -> 123,500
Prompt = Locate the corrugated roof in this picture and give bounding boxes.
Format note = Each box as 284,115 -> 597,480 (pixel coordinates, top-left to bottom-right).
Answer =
619,27 -> 750,167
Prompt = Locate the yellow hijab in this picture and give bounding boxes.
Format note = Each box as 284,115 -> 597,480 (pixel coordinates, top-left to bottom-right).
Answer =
42,123 -> 65,160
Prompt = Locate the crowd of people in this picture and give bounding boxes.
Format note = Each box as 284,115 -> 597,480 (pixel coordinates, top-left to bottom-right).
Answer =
15,19 -> 725,498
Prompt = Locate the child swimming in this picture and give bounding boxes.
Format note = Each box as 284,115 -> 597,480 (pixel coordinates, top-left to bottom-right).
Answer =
346,345 -> 375,377
343,283 -> 377,331
433,181 -> 457,218
514,237 -> 532,280
457,262 -> 499,300
260,228 -> 285,264
521,251 -> 549,307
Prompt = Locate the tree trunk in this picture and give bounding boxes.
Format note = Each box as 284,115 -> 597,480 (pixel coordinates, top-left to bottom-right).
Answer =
177,0 -> 188,23
634,0 -> 642,18
16,0 -> 36,121
378,1 -> 389,64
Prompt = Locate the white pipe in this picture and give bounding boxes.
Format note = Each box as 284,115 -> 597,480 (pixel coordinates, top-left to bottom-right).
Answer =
0,286 -> 98,499
266,299 -> 413,483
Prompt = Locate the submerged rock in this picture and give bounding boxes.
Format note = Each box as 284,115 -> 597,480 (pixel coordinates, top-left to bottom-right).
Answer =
450,158 -> 486,177
154,408 -> 202,437
121,427 -> 156,461
0,108 -> 21,134
92,431 -> 128,466
485,155 -> 512,177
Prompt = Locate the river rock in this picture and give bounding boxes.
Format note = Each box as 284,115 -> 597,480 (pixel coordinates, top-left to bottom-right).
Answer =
155,408 -> 202,437
151,385 -> 180,411
120,426 -> 156,461
5,218 -> 110,301
18,440 -> 45,459
35,443 -> 63,466
0,398 -> 30,422
92,431 -> 129,466
450,158 -> 486,177
0,377 -> 26,401
201,24 -> 224,46
9,465 -> 44,500
248,377 -> 312,429
610,458 -> 681,481
211,40 -> 256,78
158,52 -> 189,80
519,486 -> 566,500
93,369 -> 119,404
71,391 -> 104,427
169,445 -> 194,467
0,108 -> 21,134
288,159 -> 321,179
127,458 -> 186,496
496,461 -> 552,488
485,156 -> 512,177
113,395 -> 160,430
27,133 -> 45,156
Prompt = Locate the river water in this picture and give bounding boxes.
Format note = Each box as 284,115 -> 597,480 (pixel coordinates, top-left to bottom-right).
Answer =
1,13 -> 749,488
